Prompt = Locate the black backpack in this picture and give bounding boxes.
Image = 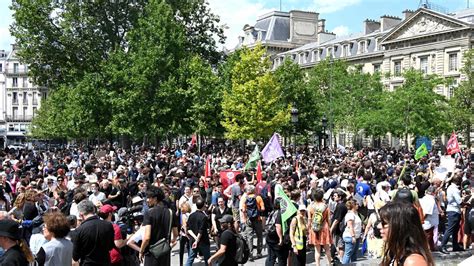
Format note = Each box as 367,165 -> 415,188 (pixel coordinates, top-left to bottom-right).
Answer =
235,233 -> 250,264
394,187 -> 413,203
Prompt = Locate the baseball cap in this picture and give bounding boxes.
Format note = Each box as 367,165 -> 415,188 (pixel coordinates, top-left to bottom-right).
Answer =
218,214 -> 233,224
99,204 -> 117,214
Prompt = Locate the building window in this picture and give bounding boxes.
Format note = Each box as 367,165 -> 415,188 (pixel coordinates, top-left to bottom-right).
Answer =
0,63 -> 2,72
358,41 -> 366,54
373,64 -> 381,72
448,79 -> 458,98
394,60 -> 402,76
23,77 -> 28,88
13,107 -> 18,117
12,77 -> 18,87
448,53 -> 458,72
33,107 -> 37,115
32,92 -> 38,105
23,92 -> 28,105
12,92 -> 18,104
13,63 -> 19,73
420,56 -> 428,74
23,107 -> 27,117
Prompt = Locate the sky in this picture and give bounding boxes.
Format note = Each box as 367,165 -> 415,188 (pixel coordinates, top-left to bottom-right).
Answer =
0,0 -> 471,51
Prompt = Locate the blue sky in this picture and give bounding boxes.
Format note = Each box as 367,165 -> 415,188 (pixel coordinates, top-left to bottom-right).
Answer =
0,0 -> 471,51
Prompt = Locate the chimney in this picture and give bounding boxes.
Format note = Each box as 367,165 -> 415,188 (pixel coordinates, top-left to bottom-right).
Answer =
364,19 -> 381,35
402,9 -> 415,20
380,15 -> 402,32
317,31 -> 336,45
318,19 -> 326,33
289,10 -> 319,44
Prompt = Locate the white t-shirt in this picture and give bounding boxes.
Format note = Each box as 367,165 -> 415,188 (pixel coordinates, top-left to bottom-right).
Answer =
89,192 -> 106,206
343,211 -> 362,238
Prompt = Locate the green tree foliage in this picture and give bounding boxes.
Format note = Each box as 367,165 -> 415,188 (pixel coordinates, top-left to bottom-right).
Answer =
384,69 -> 451,141
221,45 -> 289,140
274,59 -> 317,136
13,0 -> 225,140
182,56 -> 224,137
449,50 -> 474,147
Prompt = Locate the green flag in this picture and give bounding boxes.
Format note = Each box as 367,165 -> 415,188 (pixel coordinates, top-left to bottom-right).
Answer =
275,186 -> 297,233
244,145 -> 260,170
415,143 -> 428,160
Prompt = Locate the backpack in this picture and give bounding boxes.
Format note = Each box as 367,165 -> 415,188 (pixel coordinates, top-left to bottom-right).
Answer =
311,203 -> 327,232
235,233 -> 250,264
265,209 -> 279,233
394,187 -> 414,203
246,196 -> 259,221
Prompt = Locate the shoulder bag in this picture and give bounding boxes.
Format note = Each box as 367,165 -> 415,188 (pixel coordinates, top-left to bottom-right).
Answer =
149,209 -> 173,259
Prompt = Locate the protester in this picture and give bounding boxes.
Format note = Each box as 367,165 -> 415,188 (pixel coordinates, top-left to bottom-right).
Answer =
342,199 -> 362,264
139,186 -> 178,266
186,197 -> 211,266
308,189 -> 332,266
379,201 -> 434,266
289,204 -> 308,266
207,214 -> 238,266
36,212 -> 73,266
72,199 -> 115,265
0,219 -> 33,265
241,184 -> 264,260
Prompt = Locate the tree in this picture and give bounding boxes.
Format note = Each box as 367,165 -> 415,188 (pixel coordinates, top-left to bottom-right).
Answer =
449,50 -> 474,148
384,69 -> 451,145
221,45 -> 289,140
182,56 -> 224,137
274,59 -> 318,137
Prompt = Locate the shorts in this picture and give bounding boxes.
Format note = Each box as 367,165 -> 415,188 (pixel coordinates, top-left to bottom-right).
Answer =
232,208 -> 240,223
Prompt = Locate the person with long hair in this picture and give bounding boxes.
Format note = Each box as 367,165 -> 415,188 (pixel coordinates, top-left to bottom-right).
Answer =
379,201 -> 434,266
342,199 -> 362,264
0,219 -> 34,265
308,189 -> 332,266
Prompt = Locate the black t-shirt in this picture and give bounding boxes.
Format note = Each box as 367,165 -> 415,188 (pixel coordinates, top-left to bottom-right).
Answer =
266,210 -> 282,245
332,202 -> 348,235
212,207 -> 232,234
23,201 -> 39,220
187,210 -> 210,245
143,205 -> 178,250
219,229 -> 238,266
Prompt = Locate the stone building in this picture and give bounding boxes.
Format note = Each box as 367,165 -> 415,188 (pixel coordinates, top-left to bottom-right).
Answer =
0,44 -> 47,147
238,7 -> 474,148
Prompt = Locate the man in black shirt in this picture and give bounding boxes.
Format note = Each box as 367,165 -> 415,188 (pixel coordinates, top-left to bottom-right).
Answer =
265,198 -> 288,266
185,197 -> 211,266
72,199 -> 115,266
140,186 -> 178,266
330,190 -> 348,262
208,214 -> 238,266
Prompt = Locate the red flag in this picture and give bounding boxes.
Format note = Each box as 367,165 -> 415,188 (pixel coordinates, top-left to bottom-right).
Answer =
447,132 -> 461,155
219,170 -> 241,190
205,157 -> 211,177
256,160 -> 262,183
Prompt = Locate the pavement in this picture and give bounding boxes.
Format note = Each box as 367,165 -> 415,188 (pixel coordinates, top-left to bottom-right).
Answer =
170,239 -> 473,265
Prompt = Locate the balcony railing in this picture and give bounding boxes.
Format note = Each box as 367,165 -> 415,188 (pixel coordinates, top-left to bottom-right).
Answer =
4,68 -> 28,75
6,115 -> 33,122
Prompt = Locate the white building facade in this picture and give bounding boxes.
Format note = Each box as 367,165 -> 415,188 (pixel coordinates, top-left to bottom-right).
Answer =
238,7 -> 474,148
0,44 -> 47,147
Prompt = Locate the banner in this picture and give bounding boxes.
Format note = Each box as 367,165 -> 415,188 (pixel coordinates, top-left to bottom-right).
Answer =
275,186 -> 297,233
415,136 -> 432,151
261,133 -> 284,163
219,170 -> 241,190
447,132 -> 461,155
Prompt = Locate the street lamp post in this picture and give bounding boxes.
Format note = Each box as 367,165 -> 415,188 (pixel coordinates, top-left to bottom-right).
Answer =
291,105 -> 299,151
322,114 -> 328,149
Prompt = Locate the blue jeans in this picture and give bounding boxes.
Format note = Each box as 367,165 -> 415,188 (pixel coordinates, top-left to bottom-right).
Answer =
342,237 -> 360,264
441,211 -> 461,250
185,242 -> 211,266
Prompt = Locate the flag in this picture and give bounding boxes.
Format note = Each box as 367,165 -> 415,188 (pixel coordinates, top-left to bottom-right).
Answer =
415,143 -> 428,160
205,156 -> 212,177
256,160 -> 262,183
447,132 -> 461,155
245,145 -> 260,170
261,133 -> 285,164
219,170 -> 241,190
275,185 -> 297,233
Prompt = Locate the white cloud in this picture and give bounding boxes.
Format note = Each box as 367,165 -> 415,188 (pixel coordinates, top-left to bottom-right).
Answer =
207,0 -> 274,50
310,0 -> 361,13
332,25 -> 349,36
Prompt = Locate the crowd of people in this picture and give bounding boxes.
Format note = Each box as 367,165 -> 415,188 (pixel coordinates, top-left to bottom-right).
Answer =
0,142 -> 471,266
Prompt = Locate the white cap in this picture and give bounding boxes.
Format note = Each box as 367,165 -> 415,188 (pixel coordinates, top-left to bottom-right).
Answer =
298,205 -> 307,211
